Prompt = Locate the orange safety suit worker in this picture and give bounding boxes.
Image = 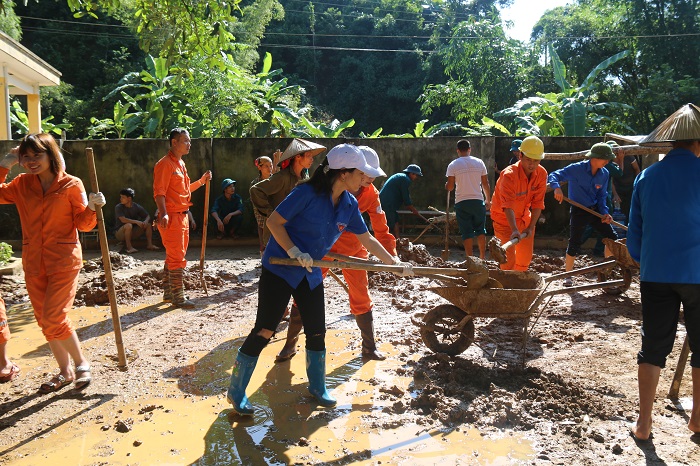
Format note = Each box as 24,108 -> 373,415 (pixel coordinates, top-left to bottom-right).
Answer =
153,151 -> 205,270
322,184 -> 397,315
0,296 -> 9,345
490,161 -> 547,271
0,167 -> 96,340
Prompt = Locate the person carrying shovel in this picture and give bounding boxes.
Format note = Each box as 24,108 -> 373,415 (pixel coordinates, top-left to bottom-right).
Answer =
547,142 -> 617,287
153,128 -> 212,308
490,136 -> 547,271
0,134 -> 106,392
226,144 -> 413,415
275,146 -> 397,362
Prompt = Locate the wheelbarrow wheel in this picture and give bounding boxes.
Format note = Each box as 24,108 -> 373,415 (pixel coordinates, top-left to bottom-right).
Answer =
597,265 -> 633,295
420,304 -> 475,356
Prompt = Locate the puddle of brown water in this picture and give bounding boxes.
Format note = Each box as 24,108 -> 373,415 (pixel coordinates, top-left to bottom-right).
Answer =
3,302 -> 533,465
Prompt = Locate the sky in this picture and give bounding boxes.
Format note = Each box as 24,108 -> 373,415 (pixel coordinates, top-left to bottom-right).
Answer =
499,0 -> 572,42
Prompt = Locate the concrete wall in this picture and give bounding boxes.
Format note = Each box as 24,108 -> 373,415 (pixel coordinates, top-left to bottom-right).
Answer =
0,136 -> 615,241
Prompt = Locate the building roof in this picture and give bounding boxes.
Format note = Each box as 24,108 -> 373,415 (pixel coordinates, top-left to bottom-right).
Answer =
0,31 -> 61,95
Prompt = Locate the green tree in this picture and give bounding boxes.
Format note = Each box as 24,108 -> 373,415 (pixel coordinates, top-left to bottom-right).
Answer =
0,0 -> 21,39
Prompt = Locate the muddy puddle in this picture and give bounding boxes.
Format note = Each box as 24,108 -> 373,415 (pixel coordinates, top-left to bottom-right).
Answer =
2,298 -> 532,465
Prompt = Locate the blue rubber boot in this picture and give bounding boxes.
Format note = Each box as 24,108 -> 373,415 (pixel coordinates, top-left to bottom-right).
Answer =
306,349 -> 337,407
226,350 -> 258,416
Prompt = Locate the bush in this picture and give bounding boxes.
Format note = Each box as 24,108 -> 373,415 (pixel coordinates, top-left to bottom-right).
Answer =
0,242 -> 12,266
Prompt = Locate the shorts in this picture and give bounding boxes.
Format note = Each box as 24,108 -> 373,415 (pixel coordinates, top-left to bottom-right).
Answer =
455,199 -> 486,240
637,281 -> 700,368
384,209 -> 399,230
566,206 -> 616,257
115,224 -> 145,241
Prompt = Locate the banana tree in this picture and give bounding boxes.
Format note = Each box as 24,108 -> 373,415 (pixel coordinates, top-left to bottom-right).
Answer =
495,47 -> 632,136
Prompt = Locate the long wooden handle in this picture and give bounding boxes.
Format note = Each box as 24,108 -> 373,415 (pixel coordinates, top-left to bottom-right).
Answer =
669,335 -> 690,399
501,232 -> 528,251
86,148 -> 127,369
269,256 -> 471,277
561,195 -> 628,231
199,179 -> 210,295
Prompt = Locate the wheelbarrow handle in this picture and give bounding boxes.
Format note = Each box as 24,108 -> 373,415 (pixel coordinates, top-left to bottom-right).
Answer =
561,195 -> 628,231
269,257 -> 473,278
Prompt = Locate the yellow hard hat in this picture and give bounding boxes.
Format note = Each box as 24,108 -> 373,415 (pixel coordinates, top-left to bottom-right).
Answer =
519,136 -> 545,160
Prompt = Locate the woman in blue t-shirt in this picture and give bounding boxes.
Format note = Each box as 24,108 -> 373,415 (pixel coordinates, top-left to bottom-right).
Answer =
226,144 -> 413,415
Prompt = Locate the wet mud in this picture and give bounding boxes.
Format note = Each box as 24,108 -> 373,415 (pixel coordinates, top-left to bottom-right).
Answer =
1,244 -> 699,465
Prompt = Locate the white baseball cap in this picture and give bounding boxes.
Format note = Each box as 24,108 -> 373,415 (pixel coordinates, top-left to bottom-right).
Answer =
327,144 -> 383,178
357,146 -> 386,177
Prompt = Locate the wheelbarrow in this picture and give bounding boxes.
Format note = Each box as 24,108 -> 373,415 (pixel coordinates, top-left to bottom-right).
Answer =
412,254 -> 634,363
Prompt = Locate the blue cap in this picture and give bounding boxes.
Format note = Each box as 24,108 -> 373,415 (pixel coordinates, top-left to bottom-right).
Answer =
403,164 -> 423,176
510,139 -> 523,152
221,178 -> 236,191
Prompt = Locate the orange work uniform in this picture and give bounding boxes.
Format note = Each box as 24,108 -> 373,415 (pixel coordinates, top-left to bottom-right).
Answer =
323,185 -> 397,315
153,152 -> 204,270
0,295 -> 8,344
490,162 -> 547,271
0,167 -> 96,340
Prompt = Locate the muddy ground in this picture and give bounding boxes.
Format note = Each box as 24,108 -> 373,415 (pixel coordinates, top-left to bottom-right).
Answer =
0,239 -> 698,465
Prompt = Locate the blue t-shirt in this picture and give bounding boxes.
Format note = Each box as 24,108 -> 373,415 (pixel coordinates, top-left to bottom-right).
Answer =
379,172 -> 412,211
627,148 -> 700,283
547,160 -> 610,215
262,183 -> 368,289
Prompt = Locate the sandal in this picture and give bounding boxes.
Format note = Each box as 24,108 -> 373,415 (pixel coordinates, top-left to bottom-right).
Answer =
40,374 -> 73,393
0,363 -> 20,383
74,365 -> 92,391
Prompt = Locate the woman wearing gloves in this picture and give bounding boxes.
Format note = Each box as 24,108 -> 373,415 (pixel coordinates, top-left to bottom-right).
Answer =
0,134 -> 105,392
227,144 -> 413,415
276,145 -> 396,362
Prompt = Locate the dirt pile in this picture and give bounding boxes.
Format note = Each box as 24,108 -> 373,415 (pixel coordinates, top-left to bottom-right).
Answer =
408,354 -> 619,432
75,263 -> 238,306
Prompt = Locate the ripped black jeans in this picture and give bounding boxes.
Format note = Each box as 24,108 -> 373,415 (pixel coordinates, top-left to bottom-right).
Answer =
240,266 -> 326,356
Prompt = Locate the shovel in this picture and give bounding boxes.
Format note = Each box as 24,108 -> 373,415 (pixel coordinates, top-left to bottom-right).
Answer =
561,195 -> 628,231
441,191 -> 450,260
489,232 -> 529,264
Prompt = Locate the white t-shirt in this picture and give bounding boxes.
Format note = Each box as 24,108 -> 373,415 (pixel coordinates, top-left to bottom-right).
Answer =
445,155 -> 487,203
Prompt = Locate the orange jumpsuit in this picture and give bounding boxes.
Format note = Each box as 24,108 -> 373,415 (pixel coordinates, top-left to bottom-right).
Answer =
323,185 -> 397,315
0,167 -> 96,340
153,152 -> 203,270
490,162 -> 547,271
0,296 -> 8,344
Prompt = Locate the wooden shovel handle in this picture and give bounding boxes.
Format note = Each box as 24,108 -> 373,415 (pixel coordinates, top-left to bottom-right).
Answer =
562,195 -> 628,231
501,231 -> 528,250
269,257 -> 471,277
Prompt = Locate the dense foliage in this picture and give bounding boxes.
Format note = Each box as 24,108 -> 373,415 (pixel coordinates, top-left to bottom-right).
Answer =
0,0 -> 697,138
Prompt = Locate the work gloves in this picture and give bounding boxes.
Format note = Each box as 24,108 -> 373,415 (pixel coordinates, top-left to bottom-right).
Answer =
88,192 -> 106,211
392,257 -> 414,277
287,245 -> 313,272
0,152 -> 17,169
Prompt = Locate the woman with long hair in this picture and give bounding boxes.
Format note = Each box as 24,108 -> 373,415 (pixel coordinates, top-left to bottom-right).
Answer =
0,133 -> 105,392
227,144 -> 413,415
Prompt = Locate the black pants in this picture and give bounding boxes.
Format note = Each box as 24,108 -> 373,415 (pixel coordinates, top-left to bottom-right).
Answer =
566,206 -> 617,257
638,281 -> 700,368
241,266 -> 326,356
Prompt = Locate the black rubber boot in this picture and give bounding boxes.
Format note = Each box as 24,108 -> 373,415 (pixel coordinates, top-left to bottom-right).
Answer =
275,305 -> 302,362
355,311 -> 386,360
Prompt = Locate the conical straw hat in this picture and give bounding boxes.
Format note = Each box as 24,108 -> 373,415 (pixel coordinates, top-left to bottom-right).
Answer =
639,103 -> 700,146
279,138 -> 327,165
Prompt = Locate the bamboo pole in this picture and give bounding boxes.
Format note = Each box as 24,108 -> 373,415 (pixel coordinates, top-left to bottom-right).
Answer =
669,336 -> 690,399
85,148 -> 127,369
199,179 -> 210,295
543,144 -> 671,161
